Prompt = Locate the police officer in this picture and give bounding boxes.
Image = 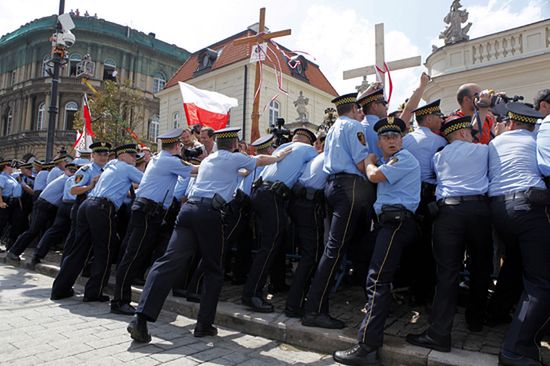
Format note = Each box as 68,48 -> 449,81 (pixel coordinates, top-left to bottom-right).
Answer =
406,115 -> 493,352
33,161 -> 51,201
51,144 -> 143,302
485,103 -> 550,366
0,160 -> 24,249
7,163 -> 77,260
333,116 -> 420,366
285,132 -> 328,318
358,88 -> 387,159
63,142 -> 111,255
127,127 -> 291,343
31,163 -> 80,264
111,128 -> 196,315
402,99 -> 447,304
242,127 -> 317,313
302,93 -> 371,329
72,149 -> 92,166
47,152 -> 69,185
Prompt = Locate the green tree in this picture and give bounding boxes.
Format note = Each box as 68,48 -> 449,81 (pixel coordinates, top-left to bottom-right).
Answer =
73,80 -> 148,147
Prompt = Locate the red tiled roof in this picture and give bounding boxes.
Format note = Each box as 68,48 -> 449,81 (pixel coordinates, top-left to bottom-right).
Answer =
165,29 -> 338,96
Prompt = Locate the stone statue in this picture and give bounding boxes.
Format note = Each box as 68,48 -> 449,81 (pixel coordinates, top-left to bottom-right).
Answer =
439,0 -> 472,45
318,107 -> 338,132
356,76 -> 371,94
294,91 -> 309,122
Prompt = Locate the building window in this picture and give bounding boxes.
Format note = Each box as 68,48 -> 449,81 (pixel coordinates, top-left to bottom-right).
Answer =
289,55 -> 309,82
10,70 -> 16,86
268,100 -> 280,126
194,48 -> 218,74
149,115 -> 160,141
153,72 -> 166,93
103,58 -> 117,81
37,103 -> 46,130
68,53 -> 82,77
4,109 -> 13,136
172,112 -> 180,128
64,101 -> 78,130
42,54 -> 52,77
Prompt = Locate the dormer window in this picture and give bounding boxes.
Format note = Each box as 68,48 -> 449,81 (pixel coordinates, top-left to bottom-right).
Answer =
288,55 -> 309,82
195,48 -> 219,74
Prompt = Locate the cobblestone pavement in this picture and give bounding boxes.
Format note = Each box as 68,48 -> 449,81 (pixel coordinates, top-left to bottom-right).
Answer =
0,263 -> 339,366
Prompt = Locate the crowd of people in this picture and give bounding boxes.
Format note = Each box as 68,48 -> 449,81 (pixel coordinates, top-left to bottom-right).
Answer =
0,76 -> 549,366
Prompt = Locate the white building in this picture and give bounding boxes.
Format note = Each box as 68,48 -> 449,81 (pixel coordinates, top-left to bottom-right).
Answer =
156,25 -> 338,141
424,19 -> 550,114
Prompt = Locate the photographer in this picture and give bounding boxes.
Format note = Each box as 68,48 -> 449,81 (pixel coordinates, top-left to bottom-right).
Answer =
452,83 -> 495,144
181,127 -> 205,160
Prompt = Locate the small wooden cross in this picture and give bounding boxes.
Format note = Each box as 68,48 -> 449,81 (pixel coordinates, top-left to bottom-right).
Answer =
233,8 -> 291,143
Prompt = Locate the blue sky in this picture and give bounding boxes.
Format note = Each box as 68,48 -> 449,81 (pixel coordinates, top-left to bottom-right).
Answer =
1,0 -> 548,109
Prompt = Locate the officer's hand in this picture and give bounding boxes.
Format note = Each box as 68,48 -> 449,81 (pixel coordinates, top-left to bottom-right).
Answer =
366,153 -> 378,165
0,202 -> 8,209
420,72 -> 430,87
275,147 -> 292,161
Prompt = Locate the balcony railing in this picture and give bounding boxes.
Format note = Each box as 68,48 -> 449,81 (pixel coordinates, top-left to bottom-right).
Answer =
0,129 -> 76,146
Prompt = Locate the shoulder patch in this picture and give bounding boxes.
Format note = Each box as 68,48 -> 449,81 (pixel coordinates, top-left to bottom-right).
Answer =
75,175 -> 83,183
387,156 -> 399,166
81,165 -> 90,171
357,132 -> 366,146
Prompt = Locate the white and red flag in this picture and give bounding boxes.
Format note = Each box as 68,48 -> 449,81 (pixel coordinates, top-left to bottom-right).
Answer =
178,82 -> 238,130
82,93 -> 96,137
72,126 -> 93,152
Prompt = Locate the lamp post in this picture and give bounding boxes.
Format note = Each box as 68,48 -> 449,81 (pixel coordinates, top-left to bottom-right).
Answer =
45,0 -> 66,161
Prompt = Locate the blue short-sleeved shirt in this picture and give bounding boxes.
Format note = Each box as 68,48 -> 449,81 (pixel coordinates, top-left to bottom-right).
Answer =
136,150 -> 192,208
362,115 -> 383,158
0,172 -> 22,198
72,162 -> 104,191
47,166 -> 64,185
238,166 -> 264,196
403,126 -> 447,184
33,170 -> 49,191
39,173 -> 69,207
324,116 -> 369,177
298,153 -> 328,190
89,159 -> 143,209
374,149 -> 421,214
260,142 -> 317,188
488,129 -> 546,197
433,140 -> 489,200
173,176 -> 191,201
537,115 -> 550,177
190,150 -> 257,202
63,176 -> 77,202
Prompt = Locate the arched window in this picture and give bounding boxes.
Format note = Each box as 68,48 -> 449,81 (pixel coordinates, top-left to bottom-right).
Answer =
36,103 -> 46,130
4,108 -> 13,136
268,100 -> 280,127
103,58 -> 117,81
41,54 -> 52,77
172,112 -> 180,129
153,72 -> 166,93
64,101 -> 78,130
68,53 -> 81,77
149,115 -> 160,141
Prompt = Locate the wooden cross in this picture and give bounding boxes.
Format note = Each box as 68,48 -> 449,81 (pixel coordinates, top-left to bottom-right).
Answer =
233,8 -> 291,143
343,23 -> 421,88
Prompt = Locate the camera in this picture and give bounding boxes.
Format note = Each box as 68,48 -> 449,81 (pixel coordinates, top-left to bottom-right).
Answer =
182,146 -> 204,159
475,91 -> 524,121
268,117 -> 290,147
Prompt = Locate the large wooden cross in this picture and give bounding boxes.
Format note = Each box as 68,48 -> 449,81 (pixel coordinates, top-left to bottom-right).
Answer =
233,8 -> 291,143
343,23 -> 421,90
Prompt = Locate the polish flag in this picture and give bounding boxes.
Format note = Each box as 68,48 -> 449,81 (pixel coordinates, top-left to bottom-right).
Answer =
179,82 -> 238,130
83,93 -> 96,137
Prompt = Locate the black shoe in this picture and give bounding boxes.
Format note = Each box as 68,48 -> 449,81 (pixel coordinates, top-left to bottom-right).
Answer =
284,305 -> 304,318
172,289 -> 187,298
83,295 -> 110,302
498,352 -> 542,366
333,344 -> 380,366
127,315 -> 151,343
406,330 -> 451,352
242,296 -> 274,313
50,288 -> 75,300
6,251 -> 21,262
186,292 -> 201,303
111,302 -> 136,315
193,323 -> 218,338
302,312 -> 345,329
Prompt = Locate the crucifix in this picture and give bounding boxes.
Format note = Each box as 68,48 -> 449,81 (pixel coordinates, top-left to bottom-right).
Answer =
233,7 -> 291,143
343,23 -> 421,92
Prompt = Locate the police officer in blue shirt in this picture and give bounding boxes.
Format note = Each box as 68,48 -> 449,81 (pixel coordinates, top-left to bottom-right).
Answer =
51,144 -> 143,302
402,99 -> 447,304
33,161 -> 51,200
302,93 -> 371,329
0,159 -> 24,249
47,152 -> 70,185
334,116 -> 420,366
31,163 -> 79,265
112,128 -> 197,315
128,127 -> 291,343
7,163 -> 77,260
485,103 -> 550,366
285,132 -> 328,318
406,115 -> 493,353
62,142 -> 111,256
242,127 -> 317,313
357,88 -> 387,159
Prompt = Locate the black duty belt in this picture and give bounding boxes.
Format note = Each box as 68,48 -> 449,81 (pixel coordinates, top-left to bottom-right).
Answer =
188,195 -> 226,210
88,196 -> 115,208
134,197 -> 165,213
261,181 -> 292,200
437,194 -> 487,206
2,196 -> 20,205
491,191 -> 527,202
327,173 -> 362,182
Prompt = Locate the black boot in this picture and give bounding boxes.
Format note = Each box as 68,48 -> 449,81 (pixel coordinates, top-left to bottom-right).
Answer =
193,323 -> 218,337
302,312 -> 345,329
333,344 -> 380,366
406,330 -> 451,352
127,314 -> 151,343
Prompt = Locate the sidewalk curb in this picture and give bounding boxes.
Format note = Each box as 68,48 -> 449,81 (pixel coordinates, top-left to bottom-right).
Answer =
2,257 -> 498,366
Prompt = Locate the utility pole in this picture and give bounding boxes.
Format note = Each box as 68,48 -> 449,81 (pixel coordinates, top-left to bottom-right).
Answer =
45,0 -> 66,160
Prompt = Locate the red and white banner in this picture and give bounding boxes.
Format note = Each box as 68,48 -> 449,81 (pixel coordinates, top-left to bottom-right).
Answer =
72,126 -> 93,153
83,93 -> 96,137
178,82 -> 238,130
